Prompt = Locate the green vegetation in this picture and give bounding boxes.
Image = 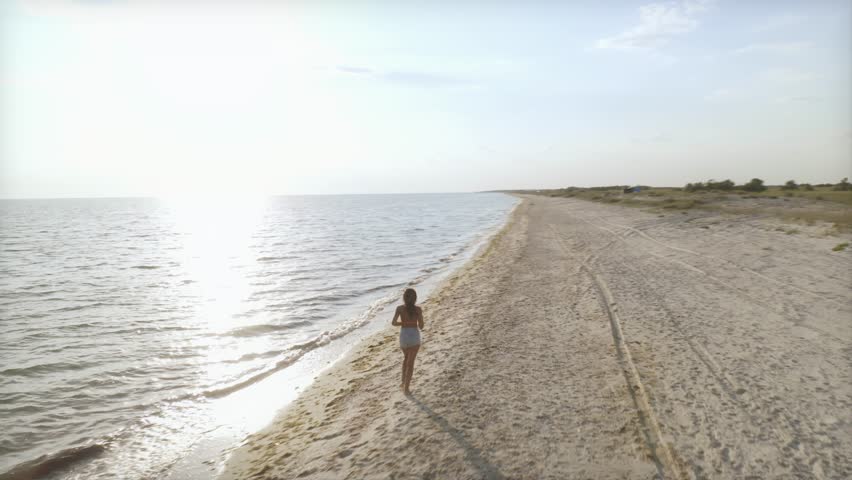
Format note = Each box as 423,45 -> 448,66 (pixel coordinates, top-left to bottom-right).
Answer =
833,242 -> 849,252
834,177 -> 851,191
529,183 -> 852,208
742,178 -> 767,192
684,179 -> 734,192
515,178 -> 852,232
662,199 -> 698,210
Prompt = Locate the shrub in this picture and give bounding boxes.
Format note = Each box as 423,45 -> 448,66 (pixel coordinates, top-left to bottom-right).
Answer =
685,179 -> 735,192
801,183 -> 814,191
782,180 -> 798,190
742,178 -> 767,192
833,177 -> 852,191
684,182 -> 705,192
708,179 -> 735,191
833,242 -> 849,252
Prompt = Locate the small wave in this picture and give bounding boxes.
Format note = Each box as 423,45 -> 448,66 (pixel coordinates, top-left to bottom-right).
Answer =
1,361 -> 94,377
358,283 -> 405,295
131,265 -> 160,270
50,302 -> 109,313
298,293 -> 354,305
201,352 -> 303,399
0,443 -> 105,480
56,322 -> 101,331
223,349 -> 286,364
26,289 -> 63,297
223,321 -> 312,338
201,289 -> 402,400
256,255 -> 297,262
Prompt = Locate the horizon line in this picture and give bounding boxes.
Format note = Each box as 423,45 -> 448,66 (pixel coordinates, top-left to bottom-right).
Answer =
0,191 -> 499,201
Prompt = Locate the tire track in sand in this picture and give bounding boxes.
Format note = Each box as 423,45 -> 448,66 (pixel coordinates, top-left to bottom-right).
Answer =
592,216 -> 848,310
573,213 -> 841,342
555,212 -> 827,477
549,224 -> 686,480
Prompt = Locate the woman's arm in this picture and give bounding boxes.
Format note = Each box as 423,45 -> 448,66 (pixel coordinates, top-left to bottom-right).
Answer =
417,307 -> 424,330
391,306 -> 402,326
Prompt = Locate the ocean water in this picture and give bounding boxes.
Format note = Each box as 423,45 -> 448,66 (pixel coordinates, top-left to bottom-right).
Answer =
0,193 -> 517,479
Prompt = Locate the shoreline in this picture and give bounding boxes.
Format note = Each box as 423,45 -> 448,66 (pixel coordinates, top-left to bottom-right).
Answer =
218,198 -> 530,479
220,195 -> 851,479
0,194 -> 518,480
168,195 -> 521,479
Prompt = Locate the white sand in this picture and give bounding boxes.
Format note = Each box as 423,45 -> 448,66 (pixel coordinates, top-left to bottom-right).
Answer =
220,195 -> 852,479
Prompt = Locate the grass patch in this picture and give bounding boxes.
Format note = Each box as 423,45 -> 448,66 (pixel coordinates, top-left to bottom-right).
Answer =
785,228 -> 800,235
511,185 -> 852,231
662,199 -> 697,210
833,242 -> 849,252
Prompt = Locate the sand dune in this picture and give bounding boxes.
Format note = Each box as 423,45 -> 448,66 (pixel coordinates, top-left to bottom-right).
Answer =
220,195 -> 852,479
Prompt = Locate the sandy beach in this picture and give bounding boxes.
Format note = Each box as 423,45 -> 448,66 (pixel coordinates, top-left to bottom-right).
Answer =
220,195 -> 852,479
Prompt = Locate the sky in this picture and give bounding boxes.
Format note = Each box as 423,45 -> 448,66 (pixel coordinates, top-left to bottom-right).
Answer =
1,0 -> 850,198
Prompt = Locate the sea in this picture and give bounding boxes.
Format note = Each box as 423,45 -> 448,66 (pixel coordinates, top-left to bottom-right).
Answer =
0,193 -> 517,479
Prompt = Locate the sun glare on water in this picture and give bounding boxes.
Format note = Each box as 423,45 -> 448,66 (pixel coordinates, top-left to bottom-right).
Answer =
160,195 -> 275,383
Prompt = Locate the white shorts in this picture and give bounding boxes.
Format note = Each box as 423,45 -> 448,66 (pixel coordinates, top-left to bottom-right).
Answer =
399,327 -> 421,349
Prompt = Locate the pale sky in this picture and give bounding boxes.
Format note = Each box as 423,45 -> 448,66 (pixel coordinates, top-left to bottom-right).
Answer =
1,0 -> 850,198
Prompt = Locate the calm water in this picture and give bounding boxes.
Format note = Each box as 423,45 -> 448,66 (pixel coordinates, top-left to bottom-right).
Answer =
0,193 -> 516,479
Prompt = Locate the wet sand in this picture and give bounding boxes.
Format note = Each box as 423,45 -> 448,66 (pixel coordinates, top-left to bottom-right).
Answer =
220,195 -> 852,479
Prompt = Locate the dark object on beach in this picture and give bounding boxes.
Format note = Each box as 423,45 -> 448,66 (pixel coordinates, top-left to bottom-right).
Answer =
623,186 -> 641,193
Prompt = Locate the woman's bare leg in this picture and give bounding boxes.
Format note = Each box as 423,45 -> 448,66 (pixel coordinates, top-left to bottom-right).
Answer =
401,349 -> 411,390
403,346 -> 420,394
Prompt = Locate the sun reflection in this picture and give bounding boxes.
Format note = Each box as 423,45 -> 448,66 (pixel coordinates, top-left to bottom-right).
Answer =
160,194 -> 272,387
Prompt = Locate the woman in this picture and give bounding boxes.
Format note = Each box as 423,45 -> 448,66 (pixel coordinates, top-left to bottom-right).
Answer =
391,288 -> 424,394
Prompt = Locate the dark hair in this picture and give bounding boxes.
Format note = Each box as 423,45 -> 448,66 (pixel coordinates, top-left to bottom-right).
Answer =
403,288 -> 417,318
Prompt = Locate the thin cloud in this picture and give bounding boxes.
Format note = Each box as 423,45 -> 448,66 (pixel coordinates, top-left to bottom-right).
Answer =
704,88 -> 736,102
773,95 -> 822,104
632,133 -> 672,144
596,0 -> 713,51
760,67 -> 819,84
380,71 -> 467,88
333,65 -> 468,88
733,41 -> 812,56
336,65 -> 374,75
753,13 -> 806,32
